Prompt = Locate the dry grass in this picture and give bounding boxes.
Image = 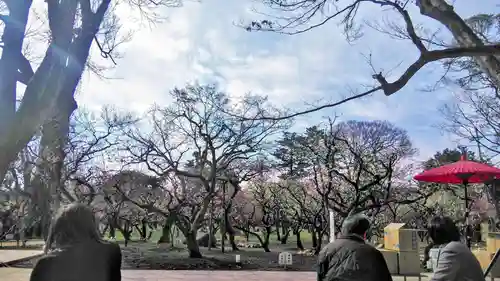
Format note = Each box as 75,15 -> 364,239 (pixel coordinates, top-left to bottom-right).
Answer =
10,241 -> 317,271
121,242 -> 317,270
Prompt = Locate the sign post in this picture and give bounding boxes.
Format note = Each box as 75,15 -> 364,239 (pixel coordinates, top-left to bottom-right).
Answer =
278,252 -> 293,269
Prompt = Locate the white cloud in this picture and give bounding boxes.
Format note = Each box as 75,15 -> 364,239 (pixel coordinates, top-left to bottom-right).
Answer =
22,0 -> 498,161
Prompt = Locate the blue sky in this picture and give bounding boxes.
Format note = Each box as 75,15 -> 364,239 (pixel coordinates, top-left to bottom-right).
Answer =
56,0 -> 499,161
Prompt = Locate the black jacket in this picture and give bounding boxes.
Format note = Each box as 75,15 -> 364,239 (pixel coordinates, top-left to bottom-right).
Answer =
30,241 -> 122,281
317,234 -> 393,281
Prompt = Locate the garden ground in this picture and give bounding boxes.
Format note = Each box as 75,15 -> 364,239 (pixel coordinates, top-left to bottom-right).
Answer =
0,238 -> 430,280
6,241 -> 319,270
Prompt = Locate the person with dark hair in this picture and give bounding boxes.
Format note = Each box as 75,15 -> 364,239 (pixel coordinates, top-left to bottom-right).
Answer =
30,203 -> 122,281
317,214 -> 393,281
428,216 -> 484,281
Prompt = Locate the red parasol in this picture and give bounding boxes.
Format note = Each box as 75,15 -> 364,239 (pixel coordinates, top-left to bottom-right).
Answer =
413,155 -> 500,248
414,158 -> 500,184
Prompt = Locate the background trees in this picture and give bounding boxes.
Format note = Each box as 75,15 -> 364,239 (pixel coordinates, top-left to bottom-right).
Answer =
0,80 -> 495,258
0,0 -> 184,185
114,84 -> 283,257
1,0 -> 499,262
271,118 -> 436,252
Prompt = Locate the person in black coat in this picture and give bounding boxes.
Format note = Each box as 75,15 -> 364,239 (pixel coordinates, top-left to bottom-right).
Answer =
317,214 -> 393,281
30,203 -> 122,281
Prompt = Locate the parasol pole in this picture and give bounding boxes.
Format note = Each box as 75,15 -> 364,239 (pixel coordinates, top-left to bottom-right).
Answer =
459,147 -> 472,248
463,179 -> 471,249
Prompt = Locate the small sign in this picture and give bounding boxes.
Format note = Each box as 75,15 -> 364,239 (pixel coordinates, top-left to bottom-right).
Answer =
235,254 -> 241,263
278,252 -> 293,266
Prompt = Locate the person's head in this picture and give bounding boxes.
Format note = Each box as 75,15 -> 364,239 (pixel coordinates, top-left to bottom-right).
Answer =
427,216 -> 461,245
44,203 -> 101,253
341,214 -> 370,237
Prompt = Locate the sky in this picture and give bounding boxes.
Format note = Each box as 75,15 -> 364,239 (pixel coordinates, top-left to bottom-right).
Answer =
27,0 -> 500,162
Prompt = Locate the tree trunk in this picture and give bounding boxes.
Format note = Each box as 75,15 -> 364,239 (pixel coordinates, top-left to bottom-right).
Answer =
314,227 -> 324,255
417,0 -> 500,89
170,225 -> 177,245
34,223 -> 42,238
280,226 -> 290,244
251,231 -> 271,252
275,219 -> 281,241
185,231 -> 203,258
134,225 -> 145,240
135,220 -> 148,240
262,227 -> 272,252
120,221 -> 132,247
108,216 -> 116,238
158,215 -> 175,244
28,180 -> 52,239
0,0 -> 110,185
158,223 -> 172,244
109,224 -> 116,238
0,1 -> 32,135
223,209 -> 239,251
311,229 -> 318,248
36,93 -> 77,213
245,221 -> 250,242
490,180 -> 500,225
101,224 -> 109,236
295,230 -> 304,250
228,231 -> 239,251
141,220 -> 147,239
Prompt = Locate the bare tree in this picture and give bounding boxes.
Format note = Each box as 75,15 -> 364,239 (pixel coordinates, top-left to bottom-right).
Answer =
439,14 -> 500,162
232,179 -> 277,252
61,107 -> 135,203
278,180 -> 324,250
120,84 -> 284,257
99,170 -> 163,246
242,0 -> 500,119
0,0 -> 183,185
274,118 -> 434,251
0,106 -> 132,237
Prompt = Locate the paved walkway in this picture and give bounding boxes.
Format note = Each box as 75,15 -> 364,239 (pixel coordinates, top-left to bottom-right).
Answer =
0,250 -> 43,264
0,240 -> 44,247
0,269 -> 428,281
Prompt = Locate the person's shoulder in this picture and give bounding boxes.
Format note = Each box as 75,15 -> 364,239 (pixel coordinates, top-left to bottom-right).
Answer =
30,255 -> 57,281
359,243 -> 382,253
39,250 -> 63,260
319,240 -> 343,257
100,240 -> 122,256
33,254 -> 57,270
323,238 -> 365,255
443,241 -> 467,252
96,240 -> 119,249
348,242 -> 382,259
323,239 -> 348,250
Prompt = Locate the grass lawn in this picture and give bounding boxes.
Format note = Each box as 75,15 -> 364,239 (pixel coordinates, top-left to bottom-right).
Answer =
105,227 -> 315,245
